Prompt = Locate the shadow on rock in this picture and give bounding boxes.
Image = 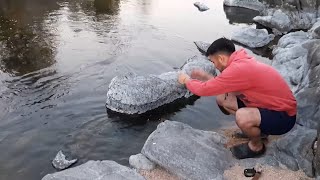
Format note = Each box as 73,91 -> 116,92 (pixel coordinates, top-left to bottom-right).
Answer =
107,95 -> 200,125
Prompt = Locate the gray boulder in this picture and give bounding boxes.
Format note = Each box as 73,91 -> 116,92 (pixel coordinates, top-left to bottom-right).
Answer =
272,31 -> 320,129
140,120 -> 316,179
141,120 -> 232,180
263,0 -> 319,11
295,40 -> 320,129
106,55 -> 216,114
52,151 -> 77,170
272,31 -> 310,92
231,27 -> 275,48
254,9 -> 317,34
223,0 -> 266,12
194,2 -> 209,11
253,9 -> 292,34
129,153 -> 155,170
42,160 -> 145,180
273,126 -> 316,177
309,18 -> 320,39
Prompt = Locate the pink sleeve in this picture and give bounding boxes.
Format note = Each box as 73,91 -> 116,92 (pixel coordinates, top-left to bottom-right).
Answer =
185,65 -> 250,96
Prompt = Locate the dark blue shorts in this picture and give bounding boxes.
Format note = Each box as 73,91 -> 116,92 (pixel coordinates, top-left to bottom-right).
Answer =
237,98 -> 296,135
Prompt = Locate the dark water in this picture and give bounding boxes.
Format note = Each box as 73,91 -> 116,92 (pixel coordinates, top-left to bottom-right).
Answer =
0,0 -> 270,179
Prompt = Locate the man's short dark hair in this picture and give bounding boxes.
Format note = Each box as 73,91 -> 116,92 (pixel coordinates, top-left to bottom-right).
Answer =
206,38 -> 235,57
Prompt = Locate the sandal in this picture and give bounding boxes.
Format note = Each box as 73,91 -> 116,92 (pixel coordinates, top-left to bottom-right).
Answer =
230,142 -> 266,159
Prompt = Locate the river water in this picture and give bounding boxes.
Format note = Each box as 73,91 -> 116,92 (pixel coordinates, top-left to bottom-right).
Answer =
0,0 -> 269,179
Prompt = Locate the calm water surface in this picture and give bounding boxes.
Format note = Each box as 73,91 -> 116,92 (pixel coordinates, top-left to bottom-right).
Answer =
0,0 -> 269,179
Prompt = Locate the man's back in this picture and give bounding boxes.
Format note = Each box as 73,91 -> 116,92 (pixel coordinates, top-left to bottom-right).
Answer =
228,49 -> 297,116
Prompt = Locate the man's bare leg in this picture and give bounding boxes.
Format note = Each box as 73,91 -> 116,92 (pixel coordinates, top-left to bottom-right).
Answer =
235,108 -> 263,151
216,93 -> 239,115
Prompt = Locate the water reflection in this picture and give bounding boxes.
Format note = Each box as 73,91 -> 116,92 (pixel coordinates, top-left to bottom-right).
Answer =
94,0 -> 120,14
0,0 -> 58,76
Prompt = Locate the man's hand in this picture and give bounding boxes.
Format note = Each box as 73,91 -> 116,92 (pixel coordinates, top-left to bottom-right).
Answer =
178,73 -> 190,85
191,69 -> 214,81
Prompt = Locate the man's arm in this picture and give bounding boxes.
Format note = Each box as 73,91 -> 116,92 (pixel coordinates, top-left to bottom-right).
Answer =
180,65 -> 250,96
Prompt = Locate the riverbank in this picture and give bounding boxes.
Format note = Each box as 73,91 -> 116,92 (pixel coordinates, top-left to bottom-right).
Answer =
42,0 -> 320,179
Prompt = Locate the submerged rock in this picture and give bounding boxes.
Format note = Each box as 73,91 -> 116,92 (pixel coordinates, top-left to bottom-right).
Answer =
52,151 -> 77,170
106,56 -> 216,114
194,2 -> 209,11
141,121 -> 231,180
129,153 -> 155,170
223,0 -> 266,12
43,160 -> 145,180
231,27 -> 275,48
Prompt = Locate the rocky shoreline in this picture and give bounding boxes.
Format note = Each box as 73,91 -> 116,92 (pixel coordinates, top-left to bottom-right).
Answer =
42,1 -> 320,179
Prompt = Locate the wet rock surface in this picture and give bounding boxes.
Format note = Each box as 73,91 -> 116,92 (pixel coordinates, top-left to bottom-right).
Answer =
52,151 -> 77,170
105,55 -> 216,115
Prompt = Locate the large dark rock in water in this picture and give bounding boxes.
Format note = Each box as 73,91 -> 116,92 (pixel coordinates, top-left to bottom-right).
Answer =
105,55 -> 216,114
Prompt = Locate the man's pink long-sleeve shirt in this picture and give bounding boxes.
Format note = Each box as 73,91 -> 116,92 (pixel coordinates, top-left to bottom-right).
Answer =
185,49 -> 297,116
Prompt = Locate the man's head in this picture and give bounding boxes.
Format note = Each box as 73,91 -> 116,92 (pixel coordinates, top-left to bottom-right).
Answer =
206,38 -> 235,72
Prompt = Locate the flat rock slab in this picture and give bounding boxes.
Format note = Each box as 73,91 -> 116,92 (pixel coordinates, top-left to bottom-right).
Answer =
223,0 -> 266,12
194,2 -> 209,11
231,27 -> 275,48
106,55 -> 216,114
42,160 -> 145,180
141,120 -> 232,180
52,150 -> 77,170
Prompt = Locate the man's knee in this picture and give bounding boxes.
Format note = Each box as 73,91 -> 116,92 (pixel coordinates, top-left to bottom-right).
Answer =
236,109 -> 248,129
236,108 -> 261,129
